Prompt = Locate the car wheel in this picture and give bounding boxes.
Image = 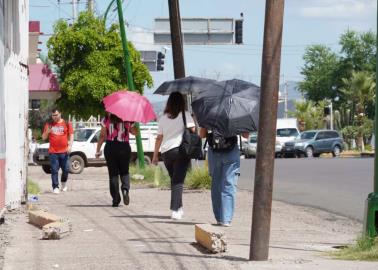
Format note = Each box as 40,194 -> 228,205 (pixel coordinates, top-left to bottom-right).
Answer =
332,145 -> 341,157
69,155 -> 85,174
136,155 -> 152,166
305,147 -> 314,158
42,165 -> 51,174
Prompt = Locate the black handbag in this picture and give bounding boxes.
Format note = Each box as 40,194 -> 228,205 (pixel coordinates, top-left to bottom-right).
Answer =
179,110 -> 202,159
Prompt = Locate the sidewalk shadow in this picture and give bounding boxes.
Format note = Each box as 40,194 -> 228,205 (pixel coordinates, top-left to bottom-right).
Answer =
142,250 -> 247,262
111,214 -> 171,219
68,204 -> 113,208
149,220 -> 201,226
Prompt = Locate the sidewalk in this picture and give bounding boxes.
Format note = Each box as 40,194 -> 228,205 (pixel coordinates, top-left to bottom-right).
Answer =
1,166 -> 377,270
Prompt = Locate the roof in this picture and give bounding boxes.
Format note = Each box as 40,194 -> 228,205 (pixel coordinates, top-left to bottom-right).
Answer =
28,64 -> 60,92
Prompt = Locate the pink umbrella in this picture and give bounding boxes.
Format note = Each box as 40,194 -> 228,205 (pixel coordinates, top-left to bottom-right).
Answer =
103,90 -> 157,123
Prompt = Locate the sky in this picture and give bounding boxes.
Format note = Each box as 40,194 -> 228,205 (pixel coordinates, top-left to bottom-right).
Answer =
30,0 -> 377,102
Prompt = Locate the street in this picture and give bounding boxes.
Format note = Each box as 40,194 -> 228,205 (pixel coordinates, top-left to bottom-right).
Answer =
238,157 -> 373,221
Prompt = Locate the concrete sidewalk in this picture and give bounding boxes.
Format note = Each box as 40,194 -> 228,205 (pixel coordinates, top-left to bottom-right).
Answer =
1,166 -> 377,270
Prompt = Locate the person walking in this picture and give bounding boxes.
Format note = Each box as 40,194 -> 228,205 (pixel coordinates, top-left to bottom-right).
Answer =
199,128 -> 248,226
152,92 -> 195,220
95,113 -> 137,207
42,108 -> 74,194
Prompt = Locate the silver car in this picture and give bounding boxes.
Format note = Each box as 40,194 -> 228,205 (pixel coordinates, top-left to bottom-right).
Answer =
282,130 -> 344,158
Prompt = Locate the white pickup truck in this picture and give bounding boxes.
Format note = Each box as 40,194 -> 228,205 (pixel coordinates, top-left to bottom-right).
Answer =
33,123 -> 159,174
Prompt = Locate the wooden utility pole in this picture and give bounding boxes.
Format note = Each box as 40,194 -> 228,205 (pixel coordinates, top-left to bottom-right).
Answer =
167,0 -> 185,79
250,0 -> 285,261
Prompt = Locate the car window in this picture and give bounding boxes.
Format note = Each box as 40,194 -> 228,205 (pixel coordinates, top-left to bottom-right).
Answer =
74,129 -> 95,142
300,131 -> 316,140
330,131 -> 340,138
315,132 -> 327,140
277,128 -> 299,137
249,136 -> 257,143
91,131 -> 100,143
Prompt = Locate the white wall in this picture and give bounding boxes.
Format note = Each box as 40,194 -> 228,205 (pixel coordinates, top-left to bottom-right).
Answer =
3,0 -> 29,209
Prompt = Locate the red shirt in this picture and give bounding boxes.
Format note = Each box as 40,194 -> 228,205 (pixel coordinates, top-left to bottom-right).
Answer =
44,120 -> 74,153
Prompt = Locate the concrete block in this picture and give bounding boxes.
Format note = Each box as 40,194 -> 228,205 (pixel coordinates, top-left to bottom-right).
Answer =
195,224 -> 227,253
29,210 -> 62,228
42,220 -> 72,240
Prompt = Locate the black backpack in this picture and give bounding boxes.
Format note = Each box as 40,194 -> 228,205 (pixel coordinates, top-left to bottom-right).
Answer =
207,132 -> 237,152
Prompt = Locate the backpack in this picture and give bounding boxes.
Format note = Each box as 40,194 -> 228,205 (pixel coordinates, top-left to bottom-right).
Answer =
207,132 -> 237,152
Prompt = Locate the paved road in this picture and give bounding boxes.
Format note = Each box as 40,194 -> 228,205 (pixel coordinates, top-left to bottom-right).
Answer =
237,157 -> 374,221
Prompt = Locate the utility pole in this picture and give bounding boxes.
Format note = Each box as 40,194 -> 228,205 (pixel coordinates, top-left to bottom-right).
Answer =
88,0 -> 94,13
72,0 -> 77,21
250,0 -> 285,261
364,1 -> 378,238
284,81 -> 288,118
167,0 -> 185,79
115,0 -> 146,168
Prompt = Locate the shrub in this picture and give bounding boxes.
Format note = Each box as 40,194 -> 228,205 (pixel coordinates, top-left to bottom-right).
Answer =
185,165 -> 211,190
129,164 -> 170,188
27,179 -> 40,194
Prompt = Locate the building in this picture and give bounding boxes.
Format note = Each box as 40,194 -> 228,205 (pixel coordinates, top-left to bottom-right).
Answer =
0,0 -> 29,216
28,21 -> 60,108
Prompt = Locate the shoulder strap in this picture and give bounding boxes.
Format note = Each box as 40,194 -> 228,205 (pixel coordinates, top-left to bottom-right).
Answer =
181,110 -> 187,128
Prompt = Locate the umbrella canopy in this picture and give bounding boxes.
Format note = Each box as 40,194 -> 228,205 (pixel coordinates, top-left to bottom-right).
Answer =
103,90 -> 157,123
191,79 -> 260,137
154,76 -> 216,96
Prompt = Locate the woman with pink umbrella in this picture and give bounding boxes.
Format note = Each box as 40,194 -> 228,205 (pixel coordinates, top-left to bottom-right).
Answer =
96,90 -> 156,207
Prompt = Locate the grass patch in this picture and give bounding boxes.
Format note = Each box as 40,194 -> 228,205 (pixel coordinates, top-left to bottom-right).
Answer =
330,236 -> 378,261
27,179 -> 40,194
129,164 -> 170,188
185,165 -> 211,190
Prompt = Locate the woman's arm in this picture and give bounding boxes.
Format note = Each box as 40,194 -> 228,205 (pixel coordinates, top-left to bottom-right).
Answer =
152,134 -> 163,165
129,122 -> 137,135
95,126 -> 107,158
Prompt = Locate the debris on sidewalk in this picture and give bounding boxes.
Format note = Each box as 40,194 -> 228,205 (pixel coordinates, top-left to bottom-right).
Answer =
131,174 -> 145,180
28,209 -> 72,240
42,220 -> 72,240
195,224 -> 227,253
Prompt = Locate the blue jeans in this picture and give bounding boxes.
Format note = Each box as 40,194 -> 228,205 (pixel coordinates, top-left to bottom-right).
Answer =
49,153 -> 69,189
208,145 -> 240,224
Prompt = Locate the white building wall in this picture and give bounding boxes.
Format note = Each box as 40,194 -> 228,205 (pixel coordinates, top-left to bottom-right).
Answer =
3,0 -> 29,209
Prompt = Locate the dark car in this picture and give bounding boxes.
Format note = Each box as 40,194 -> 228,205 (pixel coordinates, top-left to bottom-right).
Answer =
282,130 -> 344,158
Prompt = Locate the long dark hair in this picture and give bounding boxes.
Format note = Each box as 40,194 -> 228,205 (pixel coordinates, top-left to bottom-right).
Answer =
164,92 -> 185,119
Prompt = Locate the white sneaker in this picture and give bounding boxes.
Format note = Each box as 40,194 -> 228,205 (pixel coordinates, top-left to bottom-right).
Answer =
61,182 -> 67,192
171,209 -> 183,220
53,188 -> 60,194
178,207 -> 184,216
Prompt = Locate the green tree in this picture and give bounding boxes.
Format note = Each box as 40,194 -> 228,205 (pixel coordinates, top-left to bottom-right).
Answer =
47,12 -> 153,118
299,30 -> 376,113
289,100 -> 325,131
299,45 -> 339,102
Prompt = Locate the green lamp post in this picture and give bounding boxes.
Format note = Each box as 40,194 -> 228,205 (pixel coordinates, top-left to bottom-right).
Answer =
104,0 -> 146,168
364,2 -> 378,238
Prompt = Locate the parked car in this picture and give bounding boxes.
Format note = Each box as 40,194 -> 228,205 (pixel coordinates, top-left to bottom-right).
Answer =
34,123 -> 161,174
282,130 -> 344,158
242,132 -> 283,158
275,118 -> 300,156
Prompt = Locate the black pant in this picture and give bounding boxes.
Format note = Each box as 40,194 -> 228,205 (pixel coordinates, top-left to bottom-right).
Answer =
104,141 -> 131,204
162,147 -> 191,211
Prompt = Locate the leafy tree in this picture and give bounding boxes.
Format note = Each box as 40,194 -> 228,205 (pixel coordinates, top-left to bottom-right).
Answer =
299,45 -> 339,102
289,100 -> 325,130
299,30 -> 376,110
47,12 -> 153,118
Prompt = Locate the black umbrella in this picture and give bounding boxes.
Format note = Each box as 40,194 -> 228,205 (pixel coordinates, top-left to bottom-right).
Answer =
191,79 -> 260,137
153,76 -> 216,96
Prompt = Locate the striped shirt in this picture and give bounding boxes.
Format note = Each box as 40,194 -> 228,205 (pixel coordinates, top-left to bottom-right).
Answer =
101,117 -> 131,142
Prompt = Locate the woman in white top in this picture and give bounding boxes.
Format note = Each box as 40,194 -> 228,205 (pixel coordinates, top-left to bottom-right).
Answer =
152,92 -> 195,220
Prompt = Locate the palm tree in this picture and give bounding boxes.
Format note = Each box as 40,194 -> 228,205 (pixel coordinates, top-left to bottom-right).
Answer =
340,71 -> 375,150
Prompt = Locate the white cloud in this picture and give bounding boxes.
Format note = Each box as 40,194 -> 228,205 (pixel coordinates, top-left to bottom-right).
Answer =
297,0 -> 376,20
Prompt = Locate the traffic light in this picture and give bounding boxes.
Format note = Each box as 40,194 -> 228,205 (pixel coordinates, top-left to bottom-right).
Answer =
156,52 -> 165,71
235,19 -> 243,44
